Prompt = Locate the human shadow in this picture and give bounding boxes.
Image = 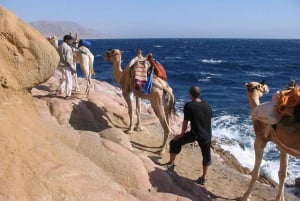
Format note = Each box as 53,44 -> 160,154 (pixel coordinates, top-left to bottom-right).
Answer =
148,160 -> 237,201
130,141 -> 163,154
34,84 -> 52,92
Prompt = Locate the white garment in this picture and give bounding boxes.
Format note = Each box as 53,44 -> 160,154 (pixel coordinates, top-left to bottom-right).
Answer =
58,42 -> 75,97
56,66 -> 65,93
57,66 -> 73,97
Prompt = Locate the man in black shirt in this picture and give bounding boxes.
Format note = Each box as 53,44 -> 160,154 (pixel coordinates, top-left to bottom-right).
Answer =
163,86 -> 213,185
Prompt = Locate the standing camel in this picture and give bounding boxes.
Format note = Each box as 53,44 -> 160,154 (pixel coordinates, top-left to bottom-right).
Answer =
103,49 -> 176,154
47,35 -> 95,97
241,81 -> 300,201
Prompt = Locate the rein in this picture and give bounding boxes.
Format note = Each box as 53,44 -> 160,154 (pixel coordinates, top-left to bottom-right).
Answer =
247,85 -> 267,94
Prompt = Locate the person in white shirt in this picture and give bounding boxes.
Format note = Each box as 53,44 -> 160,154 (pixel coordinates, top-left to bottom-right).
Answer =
57,34 -> 76,99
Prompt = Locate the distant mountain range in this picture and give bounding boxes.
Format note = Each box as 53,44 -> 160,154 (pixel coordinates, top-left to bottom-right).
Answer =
30,20 -> 103,39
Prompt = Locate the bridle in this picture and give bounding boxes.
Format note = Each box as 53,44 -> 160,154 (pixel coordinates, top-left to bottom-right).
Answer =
246,83 -> 268,94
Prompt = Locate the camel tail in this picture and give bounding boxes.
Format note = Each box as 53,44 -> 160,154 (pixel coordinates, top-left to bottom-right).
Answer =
165,88 -> 176,118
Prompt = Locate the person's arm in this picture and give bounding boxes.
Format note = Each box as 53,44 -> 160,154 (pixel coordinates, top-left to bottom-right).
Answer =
174,120 -> 188,140
181,120 -> 188,135
65,47 -> 76,73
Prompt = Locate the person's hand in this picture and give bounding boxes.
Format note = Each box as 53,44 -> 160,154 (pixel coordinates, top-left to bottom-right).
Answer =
71,66 -> 76,74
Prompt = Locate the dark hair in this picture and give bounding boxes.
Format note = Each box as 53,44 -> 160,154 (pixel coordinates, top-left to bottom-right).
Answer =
189,86 -> 201,98
63,34 -> 73,42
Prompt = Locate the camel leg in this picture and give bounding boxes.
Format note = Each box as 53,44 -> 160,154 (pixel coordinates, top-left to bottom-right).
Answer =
73,73 -> 81,92
240,137 -> 267,201
82,74 -> 92,98
275,152 -> 288,201
123,91 -> 134,133
134,97 -> 143,131
150,96 -> 170,155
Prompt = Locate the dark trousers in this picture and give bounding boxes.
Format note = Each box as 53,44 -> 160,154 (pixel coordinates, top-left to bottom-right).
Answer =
169,131 -> 211,166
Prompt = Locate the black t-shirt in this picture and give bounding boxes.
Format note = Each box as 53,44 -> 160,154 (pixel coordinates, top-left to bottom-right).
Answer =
184,100 -> 213,141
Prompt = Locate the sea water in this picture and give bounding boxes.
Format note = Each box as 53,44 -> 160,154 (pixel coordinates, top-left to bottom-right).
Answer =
79,38 -> 300,192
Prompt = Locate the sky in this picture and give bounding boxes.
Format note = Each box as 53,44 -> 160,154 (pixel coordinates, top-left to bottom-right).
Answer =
1,0 -> 300,39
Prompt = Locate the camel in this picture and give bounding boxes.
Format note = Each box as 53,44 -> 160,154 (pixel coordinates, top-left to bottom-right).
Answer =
103,49 -> 176,154
47,35 -> 95,97
241,81 -> 300,201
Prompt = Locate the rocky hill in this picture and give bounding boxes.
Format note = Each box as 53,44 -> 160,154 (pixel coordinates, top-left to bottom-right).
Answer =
30,20 -> 103,39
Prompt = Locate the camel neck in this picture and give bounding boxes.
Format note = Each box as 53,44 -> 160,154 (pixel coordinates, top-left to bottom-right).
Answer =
248,92 -> 260,110
112,56 -> 123,84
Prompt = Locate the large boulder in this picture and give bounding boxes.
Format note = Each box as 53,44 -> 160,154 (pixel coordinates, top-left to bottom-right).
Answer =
0,7 -> 59,91
0,7 -> 138,201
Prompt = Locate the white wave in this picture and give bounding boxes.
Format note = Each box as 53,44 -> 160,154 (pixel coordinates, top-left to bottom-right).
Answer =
153,45 -> 163,48
197,78 -> 211,82
212,114 -> 300,185
201,59 -> 225,64
245,71 -> 275,77
165,56 -> 183,60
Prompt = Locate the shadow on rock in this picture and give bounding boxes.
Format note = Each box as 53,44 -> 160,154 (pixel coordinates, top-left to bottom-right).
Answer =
149,167 -> 211,201
69,100 -> 112,132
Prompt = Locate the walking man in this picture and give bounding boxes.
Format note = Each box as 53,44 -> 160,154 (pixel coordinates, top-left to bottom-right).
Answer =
162,86 -> 213,185
57,34 -> 76,99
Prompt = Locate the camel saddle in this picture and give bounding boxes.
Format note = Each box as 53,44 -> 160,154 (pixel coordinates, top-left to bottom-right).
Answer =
132,55 -> 168,92
147,55 -> 167,81
275,86 -> 300,117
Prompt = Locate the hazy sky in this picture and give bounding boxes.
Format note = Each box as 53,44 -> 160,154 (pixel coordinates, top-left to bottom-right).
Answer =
2,0 -> 300,39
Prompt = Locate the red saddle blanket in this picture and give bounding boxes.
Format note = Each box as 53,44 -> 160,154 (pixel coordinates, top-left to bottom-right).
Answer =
275,86 -> 300,116
147,55 -> 167,81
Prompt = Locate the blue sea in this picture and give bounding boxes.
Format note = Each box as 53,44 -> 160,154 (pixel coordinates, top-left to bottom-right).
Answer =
80,38 -> 300,191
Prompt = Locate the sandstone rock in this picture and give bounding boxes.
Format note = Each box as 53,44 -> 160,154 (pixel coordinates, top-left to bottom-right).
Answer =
77,131 -> 152,191
0,7 -> 59,91
99,127 -> 134,151
132,189 -> 192,201
0,7 -> 138,201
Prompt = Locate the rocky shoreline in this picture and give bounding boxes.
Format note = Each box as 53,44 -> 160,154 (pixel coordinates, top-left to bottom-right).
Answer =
32,70 -> 300,200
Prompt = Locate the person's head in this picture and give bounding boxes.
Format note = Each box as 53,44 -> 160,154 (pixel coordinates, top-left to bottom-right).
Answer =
189,86 -> 201,100
63,34 -> 73,45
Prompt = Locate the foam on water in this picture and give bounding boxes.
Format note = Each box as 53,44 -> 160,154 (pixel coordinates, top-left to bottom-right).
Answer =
245,71 -> 275,77
201,59 -> 226,64
212,114 -> 300,184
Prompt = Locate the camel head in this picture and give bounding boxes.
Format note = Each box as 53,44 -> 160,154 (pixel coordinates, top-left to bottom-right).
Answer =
103,49 -> 123,63
47,35 -> 58,49
245,81 -> 269,109
245,81 -> 269,95
245,81 -> 269,97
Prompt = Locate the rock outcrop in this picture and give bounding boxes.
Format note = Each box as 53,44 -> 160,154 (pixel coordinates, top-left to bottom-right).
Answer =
0,7 -> 208,201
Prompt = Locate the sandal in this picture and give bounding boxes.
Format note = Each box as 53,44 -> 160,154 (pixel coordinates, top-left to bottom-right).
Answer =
195,176 -> 206,185
161,162 -> 175,171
